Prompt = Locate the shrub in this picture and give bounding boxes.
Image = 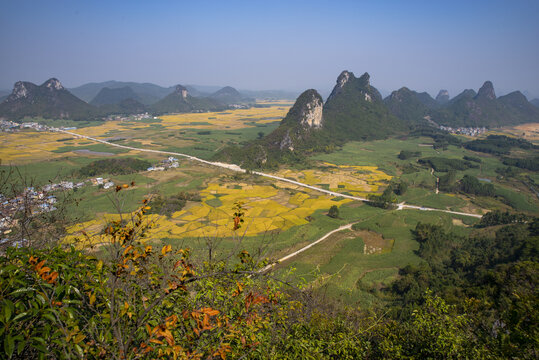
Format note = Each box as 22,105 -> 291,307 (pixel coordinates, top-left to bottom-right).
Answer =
328,205 -> 339,218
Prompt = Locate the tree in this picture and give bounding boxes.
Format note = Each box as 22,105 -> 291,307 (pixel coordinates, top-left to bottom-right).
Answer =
328,205 -> 339,218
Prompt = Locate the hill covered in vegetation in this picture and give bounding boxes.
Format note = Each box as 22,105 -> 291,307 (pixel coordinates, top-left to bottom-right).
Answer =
430,81 -> 539,127
0,78 -> 100,121
90,86 -> 144,106
150,85 -> 226,114
323,71 -> 407,141
384,87 -> 439,123
215,89 -> 329,168
208,86 -> 254,105
216,70 -> 410,168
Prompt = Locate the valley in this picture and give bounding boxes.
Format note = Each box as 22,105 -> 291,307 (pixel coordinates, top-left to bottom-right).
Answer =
2,95 -> 537,309
3,1 -> 539,357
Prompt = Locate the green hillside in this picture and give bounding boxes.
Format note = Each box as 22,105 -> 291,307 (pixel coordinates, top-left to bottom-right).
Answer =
150,85 -> 226,114
90,86 -> 143,106
69,80 -> 174,105
384,87 -> 439,123
208,86 -> 254,104
216,89 -> 329,168
0,79 -> 99,121
431,81 -> 539,127
323,71 -> 407,140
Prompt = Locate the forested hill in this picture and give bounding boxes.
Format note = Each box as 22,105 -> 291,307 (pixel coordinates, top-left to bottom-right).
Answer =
428,81 -> 539,127
215,70 -> 410,168
150,85 -> 226,114
323,71 -> 407,140
90,86 -> 143,106
215,89 -> 330,168
384,87 -> 439,123
0,78 -> 99,121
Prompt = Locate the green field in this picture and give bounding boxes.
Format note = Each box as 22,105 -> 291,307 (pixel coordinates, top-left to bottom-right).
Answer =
2,107 -> 538,309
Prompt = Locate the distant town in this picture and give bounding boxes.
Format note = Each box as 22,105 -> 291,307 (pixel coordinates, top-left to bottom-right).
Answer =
439,125 -> 487,137
1,113 -> 158,132
0,153 -> 185,243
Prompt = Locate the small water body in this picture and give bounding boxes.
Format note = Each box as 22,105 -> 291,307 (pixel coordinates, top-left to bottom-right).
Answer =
478,178 -> 492,183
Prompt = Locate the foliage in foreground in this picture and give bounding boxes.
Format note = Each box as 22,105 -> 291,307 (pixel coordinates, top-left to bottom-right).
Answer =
1,243 -> 495,360
0,187 -> 537,359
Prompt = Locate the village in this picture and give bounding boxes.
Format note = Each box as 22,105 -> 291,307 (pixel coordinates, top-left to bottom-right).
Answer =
0,153 -> 183,241
439,125 -> 487,136
146,156 -> 179,171
0,176 -> 117,240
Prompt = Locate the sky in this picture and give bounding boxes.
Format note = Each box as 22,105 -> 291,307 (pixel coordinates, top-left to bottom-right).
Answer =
1,0 -> 539,98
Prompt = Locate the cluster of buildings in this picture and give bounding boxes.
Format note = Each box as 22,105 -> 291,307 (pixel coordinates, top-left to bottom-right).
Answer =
104,113 -> 155,122
439,125 -> 487,137
0,120 -> 79,133
90,177 -> 115,189
0,187 -> 58,237
229,104 -> 250,109
147,157 -> 180,172
0,120 -> 49,132
0,175 -> 118,239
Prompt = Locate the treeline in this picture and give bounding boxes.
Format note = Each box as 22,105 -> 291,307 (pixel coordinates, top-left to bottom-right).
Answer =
439,173 -> 495,196
464,135 -> 535,155
389,218 -> 539,358
459,174 -> 495,196
502,156 -> 539,171
77,158 -> 151,176
146,192 -> 201,217
398,150 -> 421,160
477,209 -> 531,227
367,182 -> 407,208
418,157 -> 478,172
409,127 -> 462,149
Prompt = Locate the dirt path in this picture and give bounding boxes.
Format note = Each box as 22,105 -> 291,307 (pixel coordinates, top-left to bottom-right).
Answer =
258,223 -> 356,273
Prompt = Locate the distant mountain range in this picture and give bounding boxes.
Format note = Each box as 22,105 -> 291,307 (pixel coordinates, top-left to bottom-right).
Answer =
0,79 -> 262,121
425,81 -> 539,127
68,81 -> 298,105
0,79 -> 98,121
69,81 -> 171,105
216,71 -> 406,167
1,75 -> 538,129
216,70 -> 539,168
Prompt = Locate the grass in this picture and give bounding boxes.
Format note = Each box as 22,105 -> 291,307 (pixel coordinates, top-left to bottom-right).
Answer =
276,205 -> 479,306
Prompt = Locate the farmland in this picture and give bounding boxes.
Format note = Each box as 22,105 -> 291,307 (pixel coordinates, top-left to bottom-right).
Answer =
2,102 -> 538,307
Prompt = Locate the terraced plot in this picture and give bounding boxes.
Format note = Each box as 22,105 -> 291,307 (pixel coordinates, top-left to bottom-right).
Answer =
159,106 -> 291,130
274,162 -> 392,198
64,181 -> 352,247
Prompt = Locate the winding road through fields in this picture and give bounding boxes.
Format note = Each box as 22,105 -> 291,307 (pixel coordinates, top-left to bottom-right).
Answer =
55,128 -> 484,269
55,129 -> 482,219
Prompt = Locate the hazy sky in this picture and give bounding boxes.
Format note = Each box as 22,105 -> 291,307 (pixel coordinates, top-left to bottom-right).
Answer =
1,0 -> 539,98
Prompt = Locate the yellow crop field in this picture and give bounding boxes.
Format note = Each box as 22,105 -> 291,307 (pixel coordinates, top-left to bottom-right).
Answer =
0,131 -> 100,163
64,181 -> 352,246
1,102 -> 290,165
274,162 -> 392,197
159,106 -> 289,130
